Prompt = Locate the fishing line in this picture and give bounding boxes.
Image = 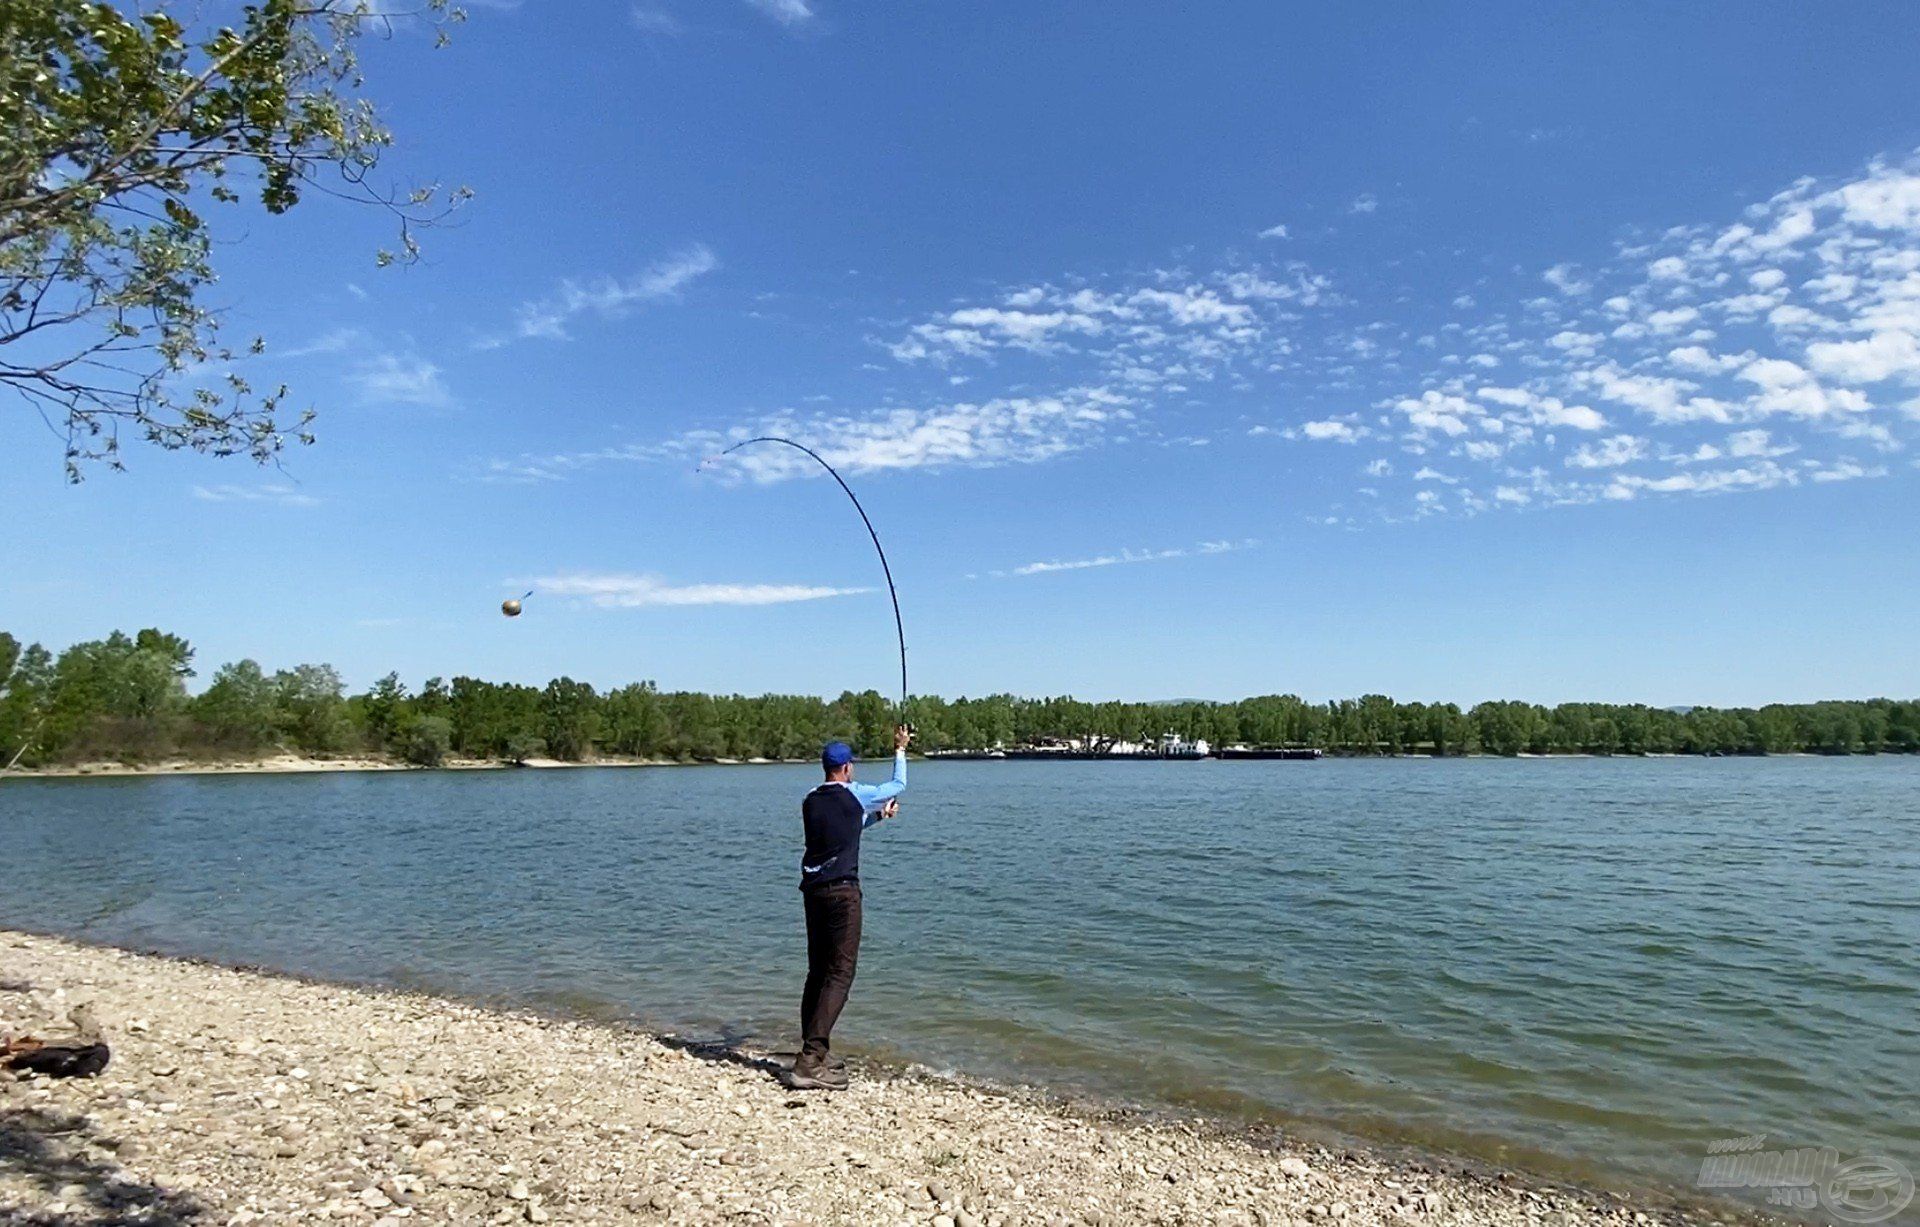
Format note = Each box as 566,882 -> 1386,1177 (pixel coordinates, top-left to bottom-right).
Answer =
699,437 -> 909,722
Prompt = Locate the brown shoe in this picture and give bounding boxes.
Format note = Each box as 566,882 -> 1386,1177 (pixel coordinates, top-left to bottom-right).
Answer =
788,1055 -> 849,1090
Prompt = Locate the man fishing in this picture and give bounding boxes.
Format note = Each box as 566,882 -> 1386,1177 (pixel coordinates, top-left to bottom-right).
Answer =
789,724 -> 912,1090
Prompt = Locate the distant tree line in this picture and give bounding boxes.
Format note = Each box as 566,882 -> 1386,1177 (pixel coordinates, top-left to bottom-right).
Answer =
3,629 -> 1917,769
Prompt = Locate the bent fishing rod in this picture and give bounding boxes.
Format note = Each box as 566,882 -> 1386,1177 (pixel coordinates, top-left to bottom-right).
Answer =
699,437 -> 911,725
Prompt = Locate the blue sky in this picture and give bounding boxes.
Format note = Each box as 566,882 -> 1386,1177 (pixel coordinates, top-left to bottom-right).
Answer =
5,2 -> 1919,706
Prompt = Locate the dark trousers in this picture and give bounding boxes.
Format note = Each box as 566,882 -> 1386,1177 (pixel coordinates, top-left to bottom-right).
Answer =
800,879 -> 862,1063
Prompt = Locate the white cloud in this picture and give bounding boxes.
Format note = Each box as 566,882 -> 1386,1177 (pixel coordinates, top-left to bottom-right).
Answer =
1258,222 -> 1290,240
1737,358 -> 1869,419
534,573 -> 864,608
504,245 -> 717,344
946,306 -> 1103,349
1349,193 -> 1379,214
696,386 -> 1136,481
1002,538 -> 1256,578
745,0 -> 813,25
350,353 -> 451,408
1476,386 -> 1607,430
1833,169 -> 1920,230
1543,263 -> 1591,296
281,327 -> 363,359
1726,429 -> 1774,458
1337,154 -> 1920,520
1578,364 -> 1725,424
1804,272 -> 1859,303
880,262 -> 1327,371
1805,330 -> 1920,385
1603,462 -> 1799,500
1128,286 -> 1254,329
630,5 -> 682,33
190,483 -> 320,508
1549,329 -> 1604,357
1392,390 -> 1478,436
1809,459 -> 1887,483
1566,434 -> 1648,469
1645,306 -> 1700,334
1300,419 -> 1363,443
1668,345 -> 1750,375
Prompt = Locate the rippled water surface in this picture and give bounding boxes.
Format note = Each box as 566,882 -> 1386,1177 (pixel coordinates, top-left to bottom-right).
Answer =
1,758 -> 1915,1197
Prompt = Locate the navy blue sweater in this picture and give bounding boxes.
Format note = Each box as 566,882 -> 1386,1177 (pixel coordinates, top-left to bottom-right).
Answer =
800,784 -> 868,891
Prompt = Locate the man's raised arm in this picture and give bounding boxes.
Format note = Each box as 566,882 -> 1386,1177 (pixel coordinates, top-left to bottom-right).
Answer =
849,726 -> 911,821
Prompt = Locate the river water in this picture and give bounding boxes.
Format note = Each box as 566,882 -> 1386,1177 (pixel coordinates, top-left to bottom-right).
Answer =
1,757 -> 1914,1203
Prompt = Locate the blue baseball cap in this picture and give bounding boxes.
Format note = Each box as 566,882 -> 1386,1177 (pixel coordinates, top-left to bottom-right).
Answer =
822,740 -> 856,769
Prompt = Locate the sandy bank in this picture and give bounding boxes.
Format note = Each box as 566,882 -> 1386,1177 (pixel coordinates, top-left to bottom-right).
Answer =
0,933 -> 1771,1226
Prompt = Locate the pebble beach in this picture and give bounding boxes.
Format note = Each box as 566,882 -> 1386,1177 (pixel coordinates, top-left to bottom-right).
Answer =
0,931 -> 1772,1226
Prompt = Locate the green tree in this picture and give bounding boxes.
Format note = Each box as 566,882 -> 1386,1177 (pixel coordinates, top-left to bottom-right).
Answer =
0,636 -> 53,766
359,670 -> 408,750
2,0 -> 465,478
273,663 -> 351,752
540,677 -> 598,762
192,658 -> 278,751
398,714 -> 451,766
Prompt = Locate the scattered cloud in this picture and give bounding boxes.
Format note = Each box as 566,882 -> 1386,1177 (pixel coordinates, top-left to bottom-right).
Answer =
487,386 -> 1138,485
1298,419 -> 1364,443
1543,263 -> 1591,296
1349,193 -> 1379,215
350,353 -> 451,408
281,327 -> 363,359
630,5 -> 682,33
191,483 -> 320,508
536,154 -> 1918,525
744,0 -> 813,26
1348,151 -> 1920,517
1566,434 -> 1648,469
488,245 -> 717,347
532,573 -> 867,608
994,538 -> 1257,578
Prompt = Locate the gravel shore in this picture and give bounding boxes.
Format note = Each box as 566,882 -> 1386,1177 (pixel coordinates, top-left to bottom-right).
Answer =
1,932 -> 1767,1226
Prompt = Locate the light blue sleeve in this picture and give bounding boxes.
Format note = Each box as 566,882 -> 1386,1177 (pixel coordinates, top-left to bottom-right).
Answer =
847,750 -> 907,826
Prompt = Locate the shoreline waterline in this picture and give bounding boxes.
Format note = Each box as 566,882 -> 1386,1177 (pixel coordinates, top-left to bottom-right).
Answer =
0,748 -> 1855,781
0,930 -> 1780,1226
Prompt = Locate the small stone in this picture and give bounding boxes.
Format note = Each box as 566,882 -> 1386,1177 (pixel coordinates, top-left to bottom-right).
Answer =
359,1187 -> 393,1209
928,1182 -> 954,1207
525,1206 -> 549,1223
933,1217 -> 956,1227
506,1180 -> 530,1201
1280,1157 -> 1311,1179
